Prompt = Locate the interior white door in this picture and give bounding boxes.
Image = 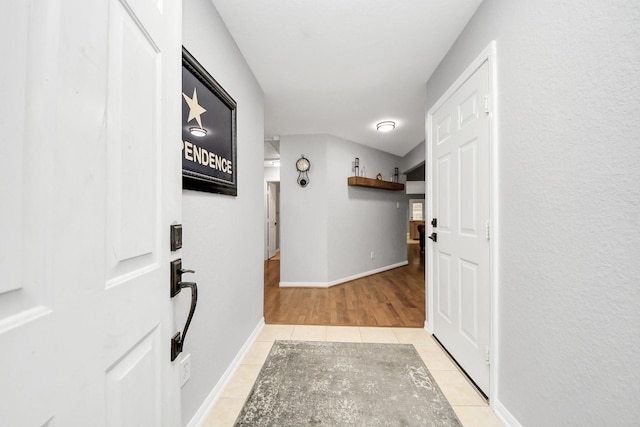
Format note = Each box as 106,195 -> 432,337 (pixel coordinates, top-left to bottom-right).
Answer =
430,60 -> 491,394
0,0 -> 182,425
267,182 -> 278,258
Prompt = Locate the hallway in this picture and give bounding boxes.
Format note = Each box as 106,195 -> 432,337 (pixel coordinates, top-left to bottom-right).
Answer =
204,246 -> 505,426
264,242 -> 425,327
202,324 -> 503,426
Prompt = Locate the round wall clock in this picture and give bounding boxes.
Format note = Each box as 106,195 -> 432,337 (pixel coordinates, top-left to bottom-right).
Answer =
296,155 -> 311,187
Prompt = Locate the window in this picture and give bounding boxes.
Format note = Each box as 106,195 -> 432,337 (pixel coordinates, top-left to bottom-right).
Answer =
411,201 -> 424,220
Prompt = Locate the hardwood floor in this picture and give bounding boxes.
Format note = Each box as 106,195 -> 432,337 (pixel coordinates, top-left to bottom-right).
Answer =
264,242 -> 425,327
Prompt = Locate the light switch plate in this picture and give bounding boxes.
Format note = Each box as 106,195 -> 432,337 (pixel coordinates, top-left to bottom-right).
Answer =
180,353 -> 191,387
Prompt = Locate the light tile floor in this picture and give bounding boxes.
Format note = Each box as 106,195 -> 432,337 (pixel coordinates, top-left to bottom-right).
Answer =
202,325 -> 504,427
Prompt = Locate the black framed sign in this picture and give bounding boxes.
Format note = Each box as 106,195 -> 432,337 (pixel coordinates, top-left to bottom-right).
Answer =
181,47 -> 237,195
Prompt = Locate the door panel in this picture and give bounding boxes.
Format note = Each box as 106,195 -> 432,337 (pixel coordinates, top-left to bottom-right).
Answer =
459,139 -> 478,235
0,0 -> 56,317
437,252 -> 452,321
105,328 -> 162,427
0,2 -> 60,425
431,60 -> 491,394
459,258 -> 479,343
437,156 -> 452,231
459,90 -> 479,128
106,0 -> 159,278
436,114 -> 451,144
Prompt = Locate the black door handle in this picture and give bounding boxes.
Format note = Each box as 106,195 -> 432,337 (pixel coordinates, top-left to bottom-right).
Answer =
170,259 -> 198,361
171,259 -> 194,297
428,232 -> 437,243
171,280 -> 198,361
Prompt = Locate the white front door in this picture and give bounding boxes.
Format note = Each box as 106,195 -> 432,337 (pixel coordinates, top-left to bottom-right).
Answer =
429,59 -> 491,394
267,182 -> 278,258
0,0 -> 182,425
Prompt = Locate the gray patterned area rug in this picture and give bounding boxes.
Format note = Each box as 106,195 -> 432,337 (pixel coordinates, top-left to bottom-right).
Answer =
234,340 -> 462,426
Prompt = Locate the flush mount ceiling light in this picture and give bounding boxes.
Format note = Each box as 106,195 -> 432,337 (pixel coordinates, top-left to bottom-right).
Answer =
189,126 -> 207,137
376,121 -> 396,132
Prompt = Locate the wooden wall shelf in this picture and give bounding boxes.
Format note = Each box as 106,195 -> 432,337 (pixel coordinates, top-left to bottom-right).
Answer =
347,176 -> 405,191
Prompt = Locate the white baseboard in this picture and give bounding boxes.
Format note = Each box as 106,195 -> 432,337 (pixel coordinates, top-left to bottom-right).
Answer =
186,317 -> 265,427
278,281 -> 329,288
279,261 -> 409,288
492,399 -> 522,427
423,320 -> 433,334
425,325 -> 519,427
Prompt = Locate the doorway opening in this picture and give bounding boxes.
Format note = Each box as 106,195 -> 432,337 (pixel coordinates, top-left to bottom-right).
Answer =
266,181 -> 280,260
264,241 -> 425,326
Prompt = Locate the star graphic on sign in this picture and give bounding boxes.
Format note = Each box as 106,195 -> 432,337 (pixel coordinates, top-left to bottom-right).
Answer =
182,88 -> 207,129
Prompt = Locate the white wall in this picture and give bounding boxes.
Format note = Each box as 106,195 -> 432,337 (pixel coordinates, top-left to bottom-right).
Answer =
280,135 -> 330,283
264,166 -> 280,182
181,0 -> 264,424
405,181 -> 425,195
326,135 -> 408,282
426,1 -> 640,425
400,139 -> 426,173
280,134 -> 408,286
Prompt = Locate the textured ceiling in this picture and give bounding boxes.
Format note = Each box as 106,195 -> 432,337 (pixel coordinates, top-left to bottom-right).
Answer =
212,0 -> 482,157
